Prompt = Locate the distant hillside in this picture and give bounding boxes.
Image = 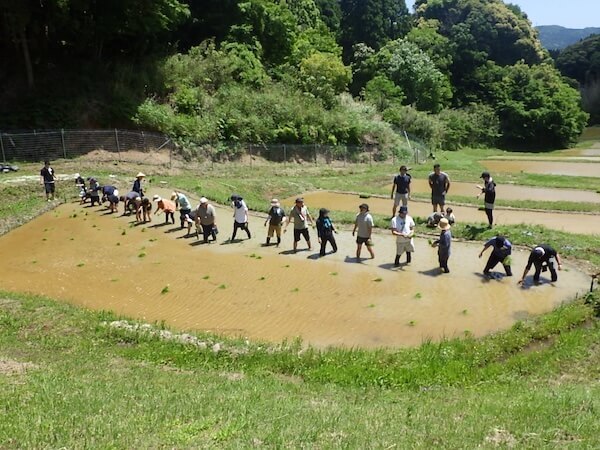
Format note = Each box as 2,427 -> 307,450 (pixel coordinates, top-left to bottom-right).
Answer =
536,25 -> 600,50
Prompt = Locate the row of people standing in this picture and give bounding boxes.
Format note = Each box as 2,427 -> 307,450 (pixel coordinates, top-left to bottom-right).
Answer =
391,163 -> 496,228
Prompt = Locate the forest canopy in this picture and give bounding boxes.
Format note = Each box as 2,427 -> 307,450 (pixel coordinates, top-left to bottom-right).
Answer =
0,0 -> 590,150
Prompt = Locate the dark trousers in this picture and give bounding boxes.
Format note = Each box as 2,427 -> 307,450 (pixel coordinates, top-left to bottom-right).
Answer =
533,260 -> 558,282
179,208 -> 191,228
319,233 -> 337,256
484,254 -> 512,276
438,253 -> 449,273
231,221 -> 251,240
485,208 -> 493,226
201,224 -> 216,242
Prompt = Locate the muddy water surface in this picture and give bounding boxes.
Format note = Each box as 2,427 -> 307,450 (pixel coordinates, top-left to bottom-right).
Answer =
290,192 -> 599,235
0,200 -> 591,349
408,179 -> 600,203
482,160 -> 600,178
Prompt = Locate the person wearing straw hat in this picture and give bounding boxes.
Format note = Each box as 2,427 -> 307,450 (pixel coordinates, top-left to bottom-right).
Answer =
264,198 -> 286,246
431,217 -> 452,273
132,172 -> 145,197
352,203 -> 375,260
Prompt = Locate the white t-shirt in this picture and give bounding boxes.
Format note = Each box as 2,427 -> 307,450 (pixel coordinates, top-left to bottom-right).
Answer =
391,215 -> 415,242
232,199 -> 248,223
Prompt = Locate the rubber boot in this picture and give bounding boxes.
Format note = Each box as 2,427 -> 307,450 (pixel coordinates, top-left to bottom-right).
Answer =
406,252 -> 412,264
394,255 -> 400,267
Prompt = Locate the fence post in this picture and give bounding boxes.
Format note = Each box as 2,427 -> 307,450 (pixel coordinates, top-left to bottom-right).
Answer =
0,132 -> 5,163
283,144 -> 287,167
60,129 -> 67,159
314,144 -> 317,166
249,143 -> 253,168
141,131 -> 146,151
114,128 -> 121,161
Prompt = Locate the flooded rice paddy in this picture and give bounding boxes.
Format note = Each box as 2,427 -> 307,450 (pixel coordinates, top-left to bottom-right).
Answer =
408,179 -> 600,204
289,191 -> 599,236
482,160 -> 600,178
0,197 -> 591,349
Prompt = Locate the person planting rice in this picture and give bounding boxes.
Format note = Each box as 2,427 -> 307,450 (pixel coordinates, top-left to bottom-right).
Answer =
87,178 -> 101,206
195,197 -> 217,243
479,235 -> 512,278
519,245 -> 562,285
120,191 -> 140,215
171,191 -> 191,229
106,190 -> 120,213
136,197 -> 152,223
153,195 -> 176,224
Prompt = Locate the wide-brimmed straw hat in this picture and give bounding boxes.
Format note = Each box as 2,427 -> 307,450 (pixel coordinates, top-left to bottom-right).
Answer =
199,197 -> 208,204
438,218 -> 451,230
152,194 -> 161,201
136,172 -> 146,178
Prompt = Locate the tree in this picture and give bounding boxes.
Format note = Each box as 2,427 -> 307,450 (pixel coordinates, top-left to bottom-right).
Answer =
339,0 -> 410,62
299,51 -> 351,107
492,62 -> 589,148
362,75 -> 405,111
367,39 -> 452,113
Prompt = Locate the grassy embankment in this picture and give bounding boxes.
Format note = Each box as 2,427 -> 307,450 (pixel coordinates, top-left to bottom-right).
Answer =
1,152 -> 600,447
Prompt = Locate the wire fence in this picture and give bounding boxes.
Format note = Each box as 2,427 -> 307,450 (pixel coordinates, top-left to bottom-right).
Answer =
0,129 -> 431,168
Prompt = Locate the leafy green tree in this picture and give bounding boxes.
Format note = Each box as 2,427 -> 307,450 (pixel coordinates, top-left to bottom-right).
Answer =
314,0 -> 342,34
368,39 -> 452,112
299,51 -> 351,107
492,62 -> 589,148
362,75 -> 405,111
339,0 -> 410,61
414,0 -> 547,104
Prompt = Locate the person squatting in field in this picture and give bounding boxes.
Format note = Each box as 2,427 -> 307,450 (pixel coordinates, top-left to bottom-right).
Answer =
479,235 -> 512,277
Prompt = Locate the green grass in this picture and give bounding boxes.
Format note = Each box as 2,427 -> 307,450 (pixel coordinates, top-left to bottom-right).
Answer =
0,290 -> 599,447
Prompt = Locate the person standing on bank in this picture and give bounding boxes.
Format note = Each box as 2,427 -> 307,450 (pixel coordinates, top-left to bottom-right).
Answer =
431,217 -> 452,273
428,163 -> 450,213
519,245 -> 562,285
390,165 -> 411,218
479,235 -> 512,277
477,171 -> 496,228
391,206 -> 415,267
284,197 -> 313,252
264,199 -> 286,246
316,208 -> 338,257
40,160 -> 56,201
352,203 -> 375,260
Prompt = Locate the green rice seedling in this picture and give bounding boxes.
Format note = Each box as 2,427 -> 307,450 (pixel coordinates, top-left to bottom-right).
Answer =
138,252 -> 146,258
283,264 -> 290,268
462,309 -> 468,315
42,238 -> 47,241
373,277 -> 382,282
121,230 -> 126,235
161,285 -> 170,294
408,320 -> 416,326
31,260 -> 37,264
92,224 -> 97,228
291,287 -> 299,292
202,275 -> 210,280
77,262 -> 85,267
69,237 -> 74,241
258,277 -> 266,281
141,228 -> 146,232
368,303 -> 376,308
116,242 -> 120,246
329,272 -> 338,276
414,292 -> 422,299
218,284 -> 226,289
110,278 -> 118,282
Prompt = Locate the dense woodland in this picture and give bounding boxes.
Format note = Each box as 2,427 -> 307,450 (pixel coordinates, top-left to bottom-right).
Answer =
0,0 -> 596,151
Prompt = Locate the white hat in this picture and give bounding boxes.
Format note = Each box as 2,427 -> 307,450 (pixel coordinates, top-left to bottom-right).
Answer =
200,197 -> 208,204
270,198 -> 279,206
113,189 -> 119,197
136,172 -> 146,178
152,195 -> 161,201
74,173 -> 80,178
